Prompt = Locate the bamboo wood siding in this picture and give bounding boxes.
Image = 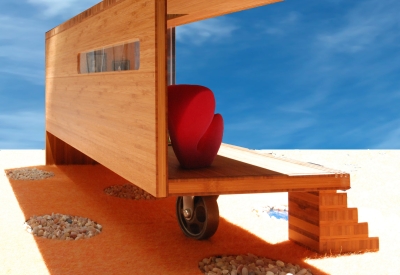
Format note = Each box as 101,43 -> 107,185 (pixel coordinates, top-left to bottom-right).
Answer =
45,0 -> 167,197
45,0 -> 282,39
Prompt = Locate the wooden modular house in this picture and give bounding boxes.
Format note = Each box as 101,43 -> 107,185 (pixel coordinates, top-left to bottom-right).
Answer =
45,0 -> 379,253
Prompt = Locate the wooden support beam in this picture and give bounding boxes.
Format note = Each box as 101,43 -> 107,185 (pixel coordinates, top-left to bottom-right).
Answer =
167,0 -> 282,28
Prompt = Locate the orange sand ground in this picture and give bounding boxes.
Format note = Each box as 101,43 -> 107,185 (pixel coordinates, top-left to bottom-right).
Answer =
1,150 -> 399,275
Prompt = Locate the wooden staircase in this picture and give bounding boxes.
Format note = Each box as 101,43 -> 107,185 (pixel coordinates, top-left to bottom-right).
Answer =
289,190 -> 379,253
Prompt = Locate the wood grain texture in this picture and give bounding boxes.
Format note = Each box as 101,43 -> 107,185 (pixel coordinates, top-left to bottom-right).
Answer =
46,0 -> 125,40
289,191 -> 379,253
46,0 -> 167,197
218,144 -> 349,176
288,229 -> 319,252
155,0 -> 168,197
319,237 -> 379,253
168,145 -> 350,196
45,0 -> 281,38
167,0 -> 282,28
46,131 -> 97,165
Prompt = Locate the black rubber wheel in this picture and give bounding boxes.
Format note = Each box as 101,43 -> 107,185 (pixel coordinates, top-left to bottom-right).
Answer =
176,196 -> 219,240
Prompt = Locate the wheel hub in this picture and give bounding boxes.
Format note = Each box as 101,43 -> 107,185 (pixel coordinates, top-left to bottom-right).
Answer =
182,208 -> 192,220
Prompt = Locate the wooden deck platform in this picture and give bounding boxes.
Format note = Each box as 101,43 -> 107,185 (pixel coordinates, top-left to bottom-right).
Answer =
168,144 -> 378,254
168,144 -> 350,196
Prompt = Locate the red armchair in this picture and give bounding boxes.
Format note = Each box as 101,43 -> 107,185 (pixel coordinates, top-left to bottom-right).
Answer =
168,84 -> 224,169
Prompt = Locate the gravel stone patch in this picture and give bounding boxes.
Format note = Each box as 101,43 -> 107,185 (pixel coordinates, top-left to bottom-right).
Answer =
24,213 -> 102,240
6,168 -> 54,180
199,254 -> 313,275
104,183 -> 156,200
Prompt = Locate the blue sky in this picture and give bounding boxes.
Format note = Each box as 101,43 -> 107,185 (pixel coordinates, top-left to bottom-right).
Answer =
1,0 -> 400,149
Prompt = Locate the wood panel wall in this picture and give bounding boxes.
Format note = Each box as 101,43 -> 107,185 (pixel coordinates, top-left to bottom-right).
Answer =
45,0 -> 167,197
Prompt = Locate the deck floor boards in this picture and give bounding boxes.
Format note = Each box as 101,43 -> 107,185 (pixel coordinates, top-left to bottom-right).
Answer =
168,144 -> 350,196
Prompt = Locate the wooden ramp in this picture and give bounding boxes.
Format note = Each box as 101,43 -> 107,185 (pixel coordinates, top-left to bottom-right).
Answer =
169,144 -> 379,253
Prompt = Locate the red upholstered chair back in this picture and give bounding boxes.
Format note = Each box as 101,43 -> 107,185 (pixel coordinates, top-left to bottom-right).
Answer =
168,85 -> 224,169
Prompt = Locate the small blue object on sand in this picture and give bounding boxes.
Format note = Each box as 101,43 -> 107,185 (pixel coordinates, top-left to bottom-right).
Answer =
267,210 -> 288,221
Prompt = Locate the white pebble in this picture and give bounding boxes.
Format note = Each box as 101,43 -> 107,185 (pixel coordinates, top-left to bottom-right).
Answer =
276,260 -> 285,267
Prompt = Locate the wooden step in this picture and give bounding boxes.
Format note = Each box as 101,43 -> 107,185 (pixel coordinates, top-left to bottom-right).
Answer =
320,222 -> 369,239
288,215 -> 367,238
320,208 -> 358,223
290,191 -> 348,208
319,237 -> 379,253
289,230 -> 379,253
320,192 -> 347,208
288,190 -> 379,253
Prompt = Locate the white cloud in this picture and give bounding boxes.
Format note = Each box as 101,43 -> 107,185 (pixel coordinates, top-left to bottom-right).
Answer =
276,106 -> 313,115
317,25 -> 378,54
0,16 -> 43,42
372,119 -> 400,149
0,45 -> 43,64
176,17 -> 238,46
0,67 -> 44,85
226,115 -> 317,148
262,11 -> 301,36
0,16 -> 45,85
376,127 -> 400,148
316,0 -> 400,54
26,0 -> 99,18
338,118 -> 400,149
0,111 -> 45,149
275,86 -> 332,116
276,0 -> 400,116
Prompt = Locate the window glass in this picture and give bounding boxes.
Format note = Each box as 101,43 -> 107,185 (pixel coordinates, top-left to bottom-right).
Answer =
79,40 -> 140,74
